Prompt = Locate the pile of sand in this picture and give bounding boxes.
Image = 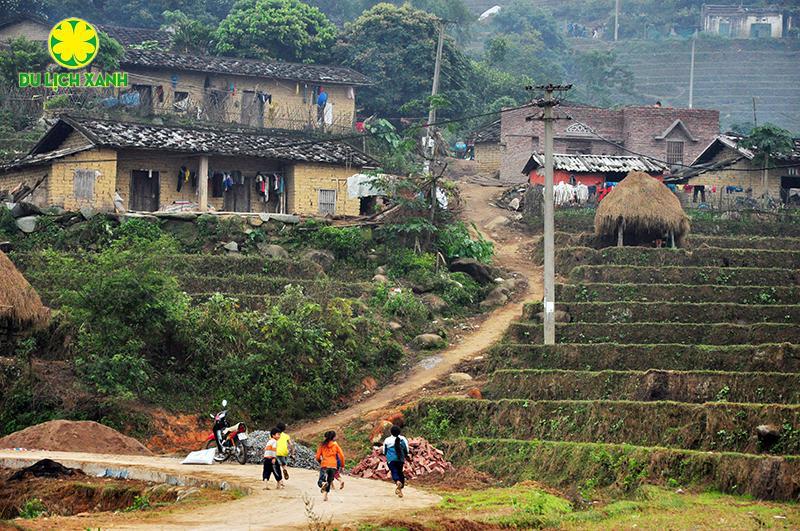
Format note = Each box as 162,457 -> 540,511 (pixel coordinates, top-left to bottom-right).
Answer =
0,420 -> 152,456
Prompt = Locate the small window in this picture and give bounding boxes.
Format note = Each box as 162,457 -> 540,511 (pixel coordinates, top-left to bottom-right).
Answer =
73,169 -> 96,199
788,167 -> 799,176
318,189 -> 336,215
173,91 -> 189,111
666,141 -> 684,166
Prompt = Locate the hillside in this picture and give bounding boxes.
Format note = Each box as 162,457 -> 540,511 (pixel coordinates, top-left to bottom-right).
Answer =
572,38 -> 800,132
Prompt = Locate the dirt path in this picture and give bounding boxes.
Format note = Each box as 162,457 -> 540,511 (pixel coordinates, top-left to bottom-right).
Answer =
296,181 -> 542,439
0,450 -> 439,530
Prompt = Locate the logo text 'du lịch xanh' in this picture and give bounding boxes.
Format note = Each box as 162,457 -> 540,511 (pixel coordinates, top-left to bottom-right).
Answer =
18,17 -> 129,89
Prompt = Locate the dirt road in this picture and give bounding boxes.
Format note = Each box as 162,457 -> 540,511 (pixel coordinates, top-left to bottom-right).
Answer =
0,449 -> 439,530
296,181 -> 542,438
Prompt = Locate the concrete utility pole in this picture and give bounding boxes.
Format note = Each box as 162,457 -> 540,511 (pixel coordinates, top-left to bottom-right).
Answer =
198,155 -> 209,213
425,19 -> 446,221
614,0 -> 620,41
526,84 -> 572,345
688,31 -> 696,108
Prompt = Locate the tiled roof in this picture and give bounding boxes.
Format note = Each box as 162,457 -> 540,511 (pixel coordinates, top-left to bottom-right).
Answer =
473,119 -> 500,143
97,24 -> 172,47
121,49 -> 371,86
522,153 -> 667,175
3,116 -> 374,170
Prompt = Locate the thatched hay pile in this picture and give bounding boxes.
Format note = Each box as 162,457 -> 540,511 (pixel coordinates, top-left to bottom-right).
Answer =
595,171 -> 690,247
0,251 -> 50,332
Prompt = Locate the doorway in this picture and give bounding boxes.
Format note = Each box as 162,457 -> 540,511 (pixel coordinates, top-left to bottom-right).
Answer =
130,170 -> 160,211
224,176 -> 252,212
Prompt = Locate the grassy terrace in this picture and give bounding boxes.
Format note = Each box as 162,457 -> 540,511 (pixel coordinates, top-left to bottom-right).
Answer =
555,282 -> 800,304
523,301 -> 800,324
556,246 -> 800,269
507,322 -> 800,345
178,274 -> 370,298
410,397 -> 800,454
488,343 -> 800,372
569,265 -> 800,286
439,438 -> 800,500
485,369 -> 800,404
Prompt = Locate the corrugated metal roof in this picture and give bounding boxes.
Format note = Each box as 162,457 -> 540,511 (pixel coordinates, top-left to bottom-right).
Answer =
522,153 -> 667,174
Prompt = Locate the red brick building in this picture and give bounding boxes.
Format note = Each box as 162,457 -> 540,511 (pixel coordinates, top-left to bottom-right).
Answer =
498,103 -> 720,182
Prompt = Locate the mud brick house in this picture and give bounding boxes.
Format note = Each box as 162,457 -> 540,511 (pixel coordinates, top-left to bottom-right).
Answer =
498,104 -> 720,183
0,15 -> 171,47
471,119 -> 501,174
683,135 -> 800,205
0,115 -> 374,216
523,153 -> 667,186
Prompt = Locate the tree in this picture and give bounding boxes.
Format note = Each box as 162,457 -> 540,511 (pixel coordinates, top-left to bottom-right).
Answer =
745,124 -> 795,203
492,0 -> 565,50
335,3 -> 471,118
215,0 -> 337,62
48,0 -> 214,28
0,37 -> 50,85
93,32 -> 125,72
162,10 -> 216,54
565,49 -> 636,107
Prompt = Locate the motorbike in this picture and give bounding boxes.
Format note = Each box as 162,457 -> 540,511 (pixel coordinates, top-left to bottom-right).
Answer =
204,400 -> 249,465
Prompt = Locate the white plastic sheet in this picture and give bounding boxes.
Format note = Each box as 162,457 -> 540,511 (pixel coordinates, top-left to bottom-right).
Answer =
181,447 -> 216,465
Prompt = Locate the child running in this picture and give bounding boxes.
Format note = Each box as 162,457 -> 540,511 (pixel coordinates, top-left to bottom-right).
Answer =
382,425 -> 409,497
275,422 -> 295,480
262,427 -> 285,490
315,430 -> 345,502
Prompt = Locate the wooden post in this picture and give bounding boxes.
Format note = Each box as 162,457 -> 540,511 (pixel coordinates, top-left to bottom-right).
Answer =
198,155 -> 209,213
617,222 -> 624,247
669,230 -> 675,249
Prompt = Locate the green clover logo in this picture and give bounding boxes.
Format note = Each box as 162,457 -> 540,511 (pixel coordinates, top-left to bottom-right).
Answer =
48,18 -> 99,70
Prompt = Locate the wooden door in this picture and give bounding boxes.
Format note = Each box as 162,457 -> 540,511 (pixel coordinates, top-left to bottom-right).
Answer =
130,170 -> 159,211
224,176 -> 251,212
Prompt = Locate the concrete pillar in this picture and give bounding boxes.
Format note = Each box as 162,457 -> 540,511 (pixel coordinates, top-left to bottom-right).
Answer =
198,155 -> 209,213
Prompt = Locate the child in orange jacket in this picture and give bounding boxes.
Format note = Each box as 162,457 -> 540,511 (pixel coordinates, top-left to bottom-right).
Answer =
315,430 -> 345,501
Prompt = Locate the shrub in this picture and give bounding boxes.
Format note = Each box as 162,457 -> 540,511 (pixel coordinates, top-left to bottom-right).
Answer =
441,272 -> 482,307
437,221 -> 494,263
19,498 -> 46,519
311,226 -> 369,259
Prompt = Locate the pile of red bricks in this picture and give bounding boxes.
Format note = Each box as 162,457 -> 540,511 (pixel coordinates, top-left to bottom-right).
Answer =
350,437 -> 452,480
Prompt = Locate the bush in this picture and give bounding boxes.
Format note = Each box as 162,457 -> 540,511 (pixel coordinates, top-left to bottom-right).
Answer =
311,226 -> 370,259
441,272 -> 482,307
19,498 -> 46,519
437,221 -> 494,263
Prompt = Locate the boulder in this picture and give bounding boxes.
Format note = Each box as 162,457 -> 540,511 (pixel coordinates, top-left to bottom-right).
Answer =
45,206 -> 66,215
508,197 -> 521,211
10,202 -> 42,218
372,274 -> 388,283
756,424 -> 781,448
79,206 -> 96,220
223,241 -> 239,252
303,249 -> 335,271
15,215 -> 38,233
258,213 -> 300,224
388,321 -> 403,332
414,333 -> 445,349
533,310 -> 571,323
484,215 -> 510,231
374,266 -> 386,275
480,286 -> 508,308
448,372 -> 473,384
258,243 -> 289,259
421,293 -> 448,313
247,216 -> 264,227
449,258 -> 494,284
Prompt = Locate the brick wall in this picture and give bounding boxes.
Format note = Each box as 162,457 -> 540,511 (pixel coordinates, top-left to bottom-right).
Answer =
125,67 -> 357,132
0,165 -> 50,207
287,163 -> 360,217
500,104 -> 719,181
474,141 -> 501,175
688,149 -> 782,202
48,147 -> 118,211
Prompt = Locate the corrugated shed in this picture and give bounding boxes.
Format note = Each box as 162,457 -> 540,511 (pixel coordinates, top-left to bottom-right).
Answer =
522,153 -> 667,175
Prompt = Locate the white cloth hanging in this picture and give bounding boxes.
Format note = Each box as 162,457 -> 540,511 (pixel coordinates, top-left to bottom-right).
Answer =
575,183 -> 589,204
324,102 -> 334,125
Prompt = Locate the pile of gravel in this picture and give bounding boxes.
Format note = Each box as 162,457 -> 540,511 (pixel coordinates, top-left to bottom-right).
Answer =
244,430 -> 319,470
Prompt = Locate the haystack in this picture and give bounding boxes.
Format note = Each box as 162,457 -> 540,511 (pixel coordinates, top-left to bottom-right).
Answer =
595,171 -> 689,247
0,251 -> 50,333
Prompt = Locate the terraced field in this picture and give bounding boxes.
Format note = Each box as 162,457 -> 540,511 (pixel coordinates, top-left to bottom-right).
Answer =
408,226 -> 800,500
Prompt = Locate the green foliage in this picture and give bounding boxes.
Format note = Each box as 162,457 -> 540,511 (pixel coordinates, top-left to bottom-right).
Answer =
492,1 -> 566,50
566,50 -> 636,107
417,405 -> 452,440
19,498 -> 46,519
311,226 -> 369,259
44,94 -> 71,110
93,32 -> 125,71
125,495 -> 151,512
47,0 -> 217,28
745,124 -> 795,167
0,37 -> 49,84
437,221 -> 494,263
335,3 -> 471,119
215,0 -> 337,62
441,271 -> 481,307
162,11 -> 216,54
